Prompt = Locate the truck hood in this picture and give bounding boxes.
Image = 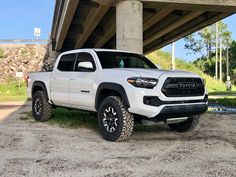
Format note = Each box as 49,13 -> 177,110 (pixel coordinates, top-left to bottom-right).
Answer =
111,68 -> 199,78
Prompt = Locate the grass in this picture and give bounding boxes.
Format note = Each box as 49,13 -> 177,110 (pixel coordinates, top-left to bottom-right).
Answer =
209,97 -> 236,107
147,50 -> 236,93
0,81 -> 28,102
21,108 -> 98,129
48,108 -> 97,129
208,91 -> 236,95
21,108 -> 163,131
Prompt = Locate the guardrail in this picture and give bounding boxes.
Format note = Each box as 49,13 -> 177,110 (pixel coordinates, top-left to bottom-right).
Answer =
0,39 -> 49,44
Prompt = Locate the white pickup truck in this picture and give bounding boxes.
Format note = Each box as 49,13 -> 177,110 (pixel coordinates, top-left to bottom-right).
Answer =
27,49 -> 208,141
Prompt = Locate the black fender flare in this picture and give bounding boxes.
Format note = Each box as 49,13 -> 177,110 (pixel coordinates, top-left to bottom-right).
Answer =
95,82 -> 130,110
32,81 -> 49,100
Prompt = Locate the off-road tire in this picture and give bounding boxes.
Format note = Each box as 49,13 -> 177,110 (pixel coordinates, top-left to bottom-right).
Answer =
32,91 -> 52,122
98,96 -> 134,141
167,115 -> 200,132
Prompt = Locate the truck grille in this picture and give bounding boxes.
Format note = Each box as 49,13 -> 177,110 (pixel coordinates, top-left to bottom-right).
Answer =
161,77 -> 205,97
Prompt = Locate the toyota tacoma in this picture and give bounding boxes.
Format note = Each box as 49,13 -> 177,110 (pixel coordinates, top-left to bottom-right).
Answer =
26,49 -> 208,141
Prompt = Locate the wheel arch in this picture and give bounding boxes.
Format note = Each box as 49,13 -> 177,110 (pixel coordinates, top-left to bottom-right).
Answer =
95,82 -> 130,111
32,81 -> 50,100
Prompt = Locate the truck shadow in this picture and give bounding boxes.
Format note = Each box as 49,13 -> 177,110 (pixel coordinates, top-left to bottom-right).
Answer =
3,101 -> 235,147
0,100 -> 31,123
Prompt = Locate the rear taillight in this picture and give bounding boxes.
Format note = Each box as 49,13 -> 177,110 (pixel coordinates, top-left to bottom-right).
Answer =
25,75 -> 29,87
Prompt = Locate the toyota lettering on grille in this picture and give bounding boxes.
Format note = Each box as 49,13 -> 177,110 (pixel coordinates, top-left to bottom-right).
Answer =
178,82 -> 197,89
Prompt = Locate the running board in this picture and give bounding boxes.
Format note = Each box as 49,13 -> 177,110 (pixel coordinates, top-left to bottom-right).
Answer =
166,117 -> 188,124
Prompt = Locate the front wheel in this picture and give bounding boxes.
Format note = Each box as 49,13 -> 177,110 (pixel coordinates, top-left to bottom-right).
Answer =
32,91 -> 52,122
98,96 -> 134,141
167,115 -> 200,132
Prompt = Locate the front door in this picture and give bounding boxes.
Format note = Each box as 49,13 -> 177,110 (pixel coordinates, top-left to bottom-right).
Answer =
69,52 -> 96,110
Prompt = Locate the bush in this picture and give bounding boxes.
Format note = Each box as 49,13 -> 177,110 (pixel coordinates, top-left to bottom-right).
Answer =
146,50 -> 236,93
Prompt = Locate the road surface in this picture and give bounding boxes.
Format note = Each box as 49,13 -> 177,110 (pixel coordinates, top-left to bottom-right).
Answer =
0,101 -> 235,177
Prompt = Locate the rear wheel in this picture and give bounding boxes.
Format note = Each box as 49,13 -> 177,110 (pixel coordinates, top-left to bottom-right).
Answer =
167,115 -> 200,132
32,91 -> 52,122
98,96 -> 134,141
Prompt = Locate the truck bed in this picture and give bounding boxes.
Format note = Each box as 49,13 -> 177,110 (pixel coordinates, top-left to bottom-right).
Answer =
26,72 -> 52,98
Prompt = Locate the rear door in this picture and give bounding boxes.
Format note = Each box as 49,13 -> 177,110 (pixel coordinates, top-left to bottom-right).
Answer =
69,52 -> 97,110
50,53 -> 77,106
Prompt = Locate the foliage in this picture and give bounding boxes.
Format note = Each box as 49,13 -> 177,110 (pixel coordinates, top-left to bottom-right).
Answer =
48,108 -> 98,129
0,81 -> 28,102
147,50 -> 236,93
184,21 -> 233,82
229,41 -> 236,78
194,40 -> 236,82
184,33 -> 203,55
209,97 -> 236,107
184,21 -> 232,59
21,108 -> 98,129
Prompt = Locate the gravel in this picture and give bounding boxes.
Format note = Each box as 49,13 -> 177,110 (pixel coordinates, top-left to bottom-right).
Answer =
0,102 -> 235,177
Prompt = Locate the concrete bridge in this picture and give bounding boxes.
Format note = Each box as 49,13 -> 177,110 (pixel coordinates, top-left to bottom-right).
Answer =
50,0 -> 236,54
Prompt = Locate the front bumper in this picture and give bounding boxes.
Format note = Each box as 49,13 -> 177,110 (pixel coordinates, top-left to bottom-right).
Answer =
150,103 -> 208,122
127,90 -> 208,118
126,74 -> 208,118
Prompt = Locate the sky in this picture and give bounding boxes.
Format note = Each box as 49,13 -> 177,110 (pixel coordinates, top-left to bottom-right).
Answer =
0,0 -> 235,62
0,0 -> 55,39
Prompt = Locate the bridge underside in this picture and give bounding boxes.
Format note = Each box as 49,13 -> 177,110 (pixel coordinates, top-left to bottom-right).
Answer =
51,0 -> 236,54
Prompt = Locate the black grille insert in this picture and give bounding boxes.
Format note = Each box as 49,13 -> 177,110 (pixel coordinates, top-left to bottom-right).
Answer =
162,77 -> 205,97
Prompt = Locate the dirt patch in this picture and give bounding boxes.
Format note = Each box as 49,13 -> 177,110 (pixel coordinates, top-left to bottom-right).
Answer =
0,102 -> 235,177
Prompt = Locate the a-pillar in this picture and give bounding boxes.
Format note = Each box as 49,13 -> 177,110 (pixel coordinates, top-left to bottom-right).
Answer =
116,0 -> 143,54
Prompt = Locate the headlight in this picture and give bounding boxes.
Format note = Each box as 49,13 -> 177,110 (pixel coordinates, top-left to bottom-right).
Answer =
127,77 -> 158,89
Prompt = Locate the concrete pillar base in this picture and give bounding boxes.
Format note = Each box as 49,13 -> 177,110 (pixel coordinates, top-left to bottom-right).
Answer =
41,43 -> 60,71
116,0 -> 143,54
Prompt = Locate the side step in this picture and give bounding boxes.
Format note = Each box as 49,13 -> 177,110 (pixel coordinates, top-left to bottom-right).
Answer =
166,117 -> 188,124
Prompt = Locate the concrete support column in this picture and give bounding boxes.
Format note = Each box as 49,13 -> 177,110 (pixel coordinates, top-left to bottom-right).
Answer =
116,0 -> 143,54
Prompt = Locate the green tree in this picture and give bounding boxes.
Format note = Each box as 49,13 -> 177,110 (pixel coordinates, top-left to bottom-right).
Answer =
184,33 -> 203,55
198,25 -> 216,59
229,41 -> 236,81
185,21 -> 232,81
184,21 -> 231,58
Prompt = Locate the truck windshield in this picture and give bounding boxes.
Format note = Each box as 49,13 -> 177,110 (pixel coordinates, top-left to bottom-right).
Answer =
96,51 -> 157,69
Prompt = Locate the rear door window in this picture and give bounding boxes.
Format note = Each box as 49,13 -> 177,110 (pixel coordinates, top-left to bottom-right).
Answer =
57,54 -> 77,71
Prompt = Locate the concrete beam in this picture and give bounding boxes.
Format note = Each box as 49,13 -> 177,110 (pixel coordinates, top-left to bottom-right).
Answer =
91,0 -> 117,6
80,0 -> 100,8
75,4 -> 164,48
140,0 -> 236,7
94,15 -> 116,48
116,0 -> 143,54
70,24 -> 83,34
74,4 -> 109,48
51,0 -> 65,40
55,0 -> 79,50
144,12 -> 233,53
144,5 -> 174,31
144,10 -> 204,45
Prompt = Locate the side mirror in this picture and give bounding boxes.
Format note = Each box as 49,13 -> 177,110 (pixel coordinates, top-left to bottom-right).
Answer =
78,61 -> 95,71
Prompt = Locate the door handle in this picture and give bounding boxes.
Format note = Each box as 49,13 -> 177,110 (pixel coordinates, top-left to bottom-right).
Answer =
52,78 -> 57,80
81,90 -> 90,93
70,78 -> 76,80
